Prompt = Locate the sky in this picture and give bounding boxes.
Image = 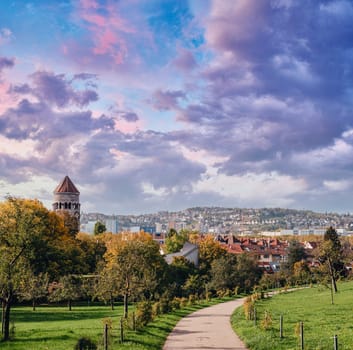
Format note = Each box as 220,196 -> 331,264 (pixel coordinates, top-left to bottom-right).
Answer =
0,0 -> 353,215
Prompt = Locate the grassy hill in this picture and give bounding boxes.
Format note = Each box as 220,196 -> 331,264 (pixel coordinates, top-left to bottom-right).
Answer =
232,282 -> 353,350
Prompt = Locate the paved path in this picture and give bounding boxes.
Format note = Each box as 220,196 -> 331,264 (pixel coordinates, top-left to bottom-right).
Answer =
163,298 -> 248,350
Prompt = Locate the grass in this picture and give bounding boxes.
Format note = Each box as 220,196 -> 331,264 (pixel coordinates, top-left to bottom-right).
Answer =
1,298 -> 231,350
231,281 -> 353,350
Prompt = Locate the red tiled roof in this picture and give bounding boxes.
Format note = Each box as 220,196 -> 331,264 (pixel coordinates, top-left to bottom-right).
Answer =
54,176 -> 80,194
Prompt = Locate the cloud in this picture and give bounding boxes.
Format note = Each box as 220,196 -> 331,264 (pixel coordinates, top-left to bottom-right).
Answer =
0,28 -> 13,45
0,57 -> 14,72
172,49 -> 197,71
152,89 -> 186,111
27,71 -> 98,108
75,0 -> 135,65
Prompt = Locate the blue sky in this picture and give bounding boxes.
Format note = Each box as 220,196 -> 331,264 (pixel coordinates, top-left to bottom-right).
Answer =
1,0 -> 353,214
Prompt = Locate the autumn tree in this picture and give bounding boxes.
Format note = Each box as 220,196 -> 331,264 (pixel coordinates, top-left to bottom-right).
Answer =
103,232 -> 168,318
0,197 -> 69,341
192,234 -> 227,275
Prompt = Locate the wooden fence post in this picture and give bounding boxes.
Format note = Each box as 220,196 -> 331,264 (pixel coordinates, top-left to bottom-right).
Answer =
103,323 -> 108,350
300,321 -> 304,350
333,334 -> 338,350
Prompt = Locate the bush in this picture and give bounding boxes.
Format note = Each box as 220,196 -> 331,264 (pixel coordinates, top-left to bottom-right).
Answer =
170,297 -> 181,310
188,294 -> 196,305
152,301 -> 161,318
179,297 -> 188,308
243,296 -> 255,320
74,337 -> 97,350
159,297 -> 171,313
135,301 -> 153,327
261,310 -> 273,330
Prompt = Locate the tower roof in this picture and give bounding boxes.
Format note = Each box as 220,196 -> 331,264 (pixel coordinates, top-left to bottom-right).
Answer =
54,176 -> 80,194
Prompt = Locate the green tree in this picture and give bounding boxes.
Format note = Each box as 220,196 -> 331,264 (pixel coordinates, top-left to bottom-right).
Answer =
209,253 -> 238,291
18,271 -> 49,311
165,229 -> 188,253
285,240 -> 307,272
94,221 -> 107,235
168,256 -> 197,297
49,274 -> 82,311
319,227 -> 344,293
234,254 -> 263,293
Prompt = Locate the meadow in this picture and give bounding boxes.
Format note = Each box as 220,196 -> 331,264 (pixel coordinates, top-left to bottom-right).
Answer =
232,281 -> 353,350
1,298 -> 227,350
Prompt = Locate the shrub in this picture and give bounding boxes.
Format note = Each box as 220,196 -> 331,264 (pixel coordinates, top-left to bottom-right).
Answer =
152,301 -> 161,318
159,297 -> 171,313
74,337 -> 97,350
188,294 -> 196,305
205,291 -> 212,301
243,296 -> 255,320
170,297 -> 181,310
261,310 -> 273,330
180,297 -> 188,308
135,301 -> 153,327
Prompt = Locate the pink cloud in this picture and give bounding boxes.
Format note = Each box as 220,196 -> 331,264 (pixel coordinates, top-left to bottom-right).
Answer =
80,0 -> 98,10
78,1 -> 135,65
0,81 -> 17,114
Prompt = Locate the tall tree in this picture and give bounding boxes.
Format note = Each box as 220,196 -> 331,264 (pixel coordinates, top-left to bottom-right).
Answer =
0,197 -> 71,340
0,198 -> 62,340
103,232 -> 167,318
210,253 -> 238,291
319,227 -> 344,293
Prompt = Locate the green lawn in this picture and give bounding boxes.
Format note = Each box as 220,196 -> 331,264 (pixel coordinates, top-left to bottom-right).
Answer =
1,298 -> 229,350
232,282 -> 353,350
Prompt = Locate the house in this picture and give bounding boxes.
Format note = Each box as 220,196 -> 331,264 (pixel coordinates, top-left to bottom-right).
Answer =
216,235 -> 289,272
164,242 -> 199,266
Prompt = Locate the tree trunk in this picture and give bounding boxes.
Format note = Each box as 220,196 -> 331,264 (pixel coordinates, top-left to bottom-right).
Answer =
123,293 -> 128,319
32,298 -> 36,312
110,292 -> 114,311
3,299 -> 12,341
1,300 -> 5,335
328,258 -> 338,293
68,299 -> 72,311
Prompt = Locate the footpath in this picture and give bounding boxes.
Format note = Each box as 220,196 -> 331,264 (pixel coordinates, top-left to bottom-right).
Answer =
163,298 -> 248,350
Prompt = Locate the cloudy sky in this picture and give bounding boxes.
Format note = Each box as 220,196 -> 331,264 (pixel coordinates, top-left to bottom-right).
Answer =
0,0 -> 353,214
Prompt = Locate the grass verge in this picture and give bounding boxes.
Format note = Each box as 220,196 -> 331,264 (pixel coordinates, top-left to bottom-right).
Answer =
231,281 -> 353,350
1,298 -> 232,350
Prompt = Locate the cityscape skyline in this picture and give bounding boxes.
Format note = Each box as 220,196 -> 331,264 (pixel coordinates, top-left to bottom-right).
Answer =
1,1 -> 353,215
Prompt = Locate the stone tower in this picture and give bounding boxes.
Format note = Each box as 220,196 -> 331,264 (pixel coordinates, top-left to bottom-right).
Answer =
52,175 -> 80,223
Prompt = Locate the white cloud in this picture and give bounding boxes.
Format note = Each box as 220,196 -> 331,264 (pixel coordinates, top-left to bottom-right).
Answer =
323,179 -> 352,192
193,168 -> 307,207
